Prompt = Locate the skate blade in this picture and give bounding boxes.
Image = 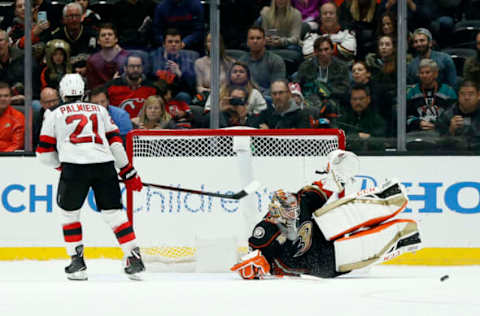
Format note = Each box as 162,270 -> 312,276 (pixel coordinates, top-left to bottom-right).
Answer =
67,270 -> 88,281
127,273 -> 143,281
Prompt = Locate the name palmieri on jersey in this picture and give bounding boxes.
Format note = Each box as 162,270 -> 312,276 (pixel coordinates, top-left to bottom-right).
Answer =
60,103 -> 101,115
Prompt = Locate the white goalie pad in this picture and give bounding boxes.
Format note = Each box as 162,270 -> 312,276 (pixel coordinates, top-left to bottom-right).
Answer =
334,219 -> 421,272
313,180 -> 408,241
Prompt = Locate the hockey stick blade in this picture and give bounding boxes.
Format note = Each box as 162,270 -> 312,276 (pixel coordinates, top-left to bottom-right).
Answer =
132,180 -> 261,200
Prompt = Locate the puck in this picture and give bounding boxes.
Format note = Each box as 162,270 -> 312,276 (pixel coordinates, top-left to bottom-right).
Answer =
440,275 -> 449,282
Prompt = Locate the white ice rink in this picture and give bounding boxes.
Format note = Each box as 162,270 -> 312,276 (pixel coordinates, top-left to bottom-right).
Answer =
0,260 -> 479,316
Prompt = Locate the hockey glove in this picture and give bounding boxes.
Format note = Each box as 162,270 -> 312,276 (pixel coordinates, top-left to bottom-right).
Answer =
119,163 -> 143,192
230,250 -> 270,280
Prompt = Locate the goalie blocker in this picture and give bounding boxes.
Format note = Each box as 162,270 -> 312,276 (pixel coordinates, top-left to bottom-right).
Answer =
231,150 -> 422,279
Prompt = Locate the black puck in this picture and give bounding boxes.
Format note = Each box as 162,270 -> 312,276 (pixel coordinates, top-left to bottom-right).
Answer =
440,275 -> 449,282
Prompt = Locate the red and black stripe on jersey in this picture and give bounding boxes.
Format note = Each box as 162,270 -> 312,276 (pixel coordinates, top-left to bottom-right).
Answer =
114,222 -> 136,244
63,222 -> 82,242
106,129 -> 122,145
36,135 -> 57,153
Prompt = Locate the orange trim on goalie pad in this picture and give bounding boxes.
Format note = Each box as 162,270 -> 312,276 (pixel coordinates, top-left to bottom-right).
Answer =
336,219 -> 416,242
329,200 -> 408,241
231,252 -> 271,280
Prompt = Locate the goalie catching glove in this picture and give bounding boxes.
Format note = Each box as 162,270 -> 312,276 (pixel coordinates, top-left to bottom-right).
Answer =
119,163 -> 143,192
231,250 -> 270,280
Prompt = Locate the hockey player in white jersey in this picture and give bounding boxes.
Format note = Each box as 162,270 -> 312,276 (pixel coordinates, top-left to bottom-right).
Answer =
36,74 -> 145,280
231,150 -> 422,279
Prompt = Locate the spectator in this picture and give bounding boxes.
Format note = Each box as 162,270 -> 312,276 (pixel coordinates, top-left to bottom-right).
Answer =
407,28 -> 456,87
297,36 -> 350,107
34,0 -> 62,30
152,0 -> 205,52
90,87 -> 133,143
291,0 -> 326,29
50,2 -> 97,56
218,86 -> 261,128
376,10 -> 396,39
76,0 -> 101,31
338,0 -> 381,59
354,59 -> 395,136
70,53 -> 89,84
156,79 -> 194,128
259,0 -> 302,51
366,35 -> 396,85
0,81 -> 24,152
406,59 -> 457,148
40,39 -> 71,90
463,32 -> 480,87
437,80 -> 480,151
204,61 -> 267,115
131,95 -> 176,129
111,0 -> 156,49
239,26 -> 286,101
288,80 -> 339,128
0,29 -> 41,102
7,0 -> 51,48
194,33 -> 235,94
303,1 -> 356,61
150,28 -> 198,104
257,79 -> 310,128
105,52 -> 159,118
86,23 -> 129,90
380,0 -> 422,32
338,84 -> 386,151
33,87 -> 59,149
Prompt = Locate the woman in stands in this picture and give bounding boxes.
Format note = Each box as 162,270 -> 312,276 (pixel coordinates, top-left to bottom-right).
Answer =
131,95 -> 176,129
194,33 -> 235,95
259,0 -> 303,51
205,61 -> 267,115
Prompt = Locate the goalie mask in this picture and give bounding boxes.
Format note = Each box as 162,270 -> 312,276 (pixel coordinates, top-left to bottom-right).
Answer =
268,190 -> 300,223
59,73 -> 84,102
322,150 -> 359,193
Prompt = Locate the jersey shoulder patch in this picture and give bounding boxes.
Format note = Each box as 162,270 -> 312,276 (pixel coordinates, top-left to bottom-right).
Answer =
248,221 -> 280,249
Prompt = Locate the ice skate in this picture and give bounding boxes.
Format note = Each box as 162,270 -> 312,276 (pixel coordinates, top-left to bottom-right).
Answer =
124,247 -> 145,280
65,245 -> 87,281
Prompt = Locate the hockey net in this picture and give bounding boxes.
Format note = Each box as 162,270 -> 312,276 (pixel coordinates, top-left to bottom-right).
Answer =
126,128 -> 345,271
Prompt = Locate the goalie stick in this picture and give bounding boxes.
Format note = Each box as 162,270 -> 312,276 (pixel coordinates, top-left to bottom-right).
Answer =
123,180 -> 262,200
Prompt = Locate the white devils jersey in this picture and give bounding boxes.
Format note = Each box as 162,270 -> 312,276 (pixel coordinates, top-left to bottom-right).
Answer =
36,102 -> 123,166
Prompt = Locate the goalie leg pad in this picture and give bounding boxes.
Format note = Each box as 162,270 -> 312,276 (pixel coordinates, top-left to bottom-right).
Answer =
334,219 -> 422,272
314,183 -> 408,241
230,250 -> 271,280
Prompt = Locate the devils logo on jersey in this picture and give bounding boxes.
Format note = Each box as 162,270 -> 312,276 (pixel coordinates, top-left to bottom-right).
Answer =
293,221 -> 313,257
119,98 -> 146,118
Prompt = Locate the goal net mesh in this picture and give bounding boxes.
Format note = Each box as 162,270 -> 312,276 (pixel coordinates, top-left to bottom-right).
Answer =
126,129 -> 345,269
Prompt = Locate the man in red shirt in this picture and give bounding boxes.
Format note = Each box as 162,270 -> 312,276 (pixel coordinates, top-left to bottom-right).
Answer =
105,52 -> 158,118
0,81 -> 24,152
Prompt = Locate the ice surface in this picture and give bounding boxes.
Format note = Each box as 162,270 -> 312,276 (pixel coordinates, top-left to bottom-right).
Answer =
0,260 -> 479,316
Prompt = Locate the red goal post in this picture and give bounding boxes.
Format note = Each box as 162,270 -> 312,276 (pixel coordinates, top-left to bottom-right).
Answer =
125,128 -> 345,268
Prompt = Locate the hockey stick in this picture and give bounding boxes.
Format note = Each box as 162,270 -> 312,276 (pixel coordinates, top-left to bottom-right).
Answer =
126,180 -> 262,200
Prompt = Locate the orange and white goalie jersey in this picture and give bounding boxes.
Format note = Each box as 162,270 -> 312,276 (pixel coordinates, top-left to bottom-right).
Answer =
36,102 -> 123,167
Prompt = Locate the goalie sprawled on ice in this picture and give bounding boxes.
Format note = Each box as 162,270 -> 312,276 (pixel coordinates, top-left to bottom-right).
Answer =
231,150 -> 422,279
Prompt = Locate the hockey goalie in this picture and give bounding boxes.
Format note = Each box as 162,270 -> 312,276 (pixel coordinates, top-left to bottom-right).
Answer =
231,150 -> 422,279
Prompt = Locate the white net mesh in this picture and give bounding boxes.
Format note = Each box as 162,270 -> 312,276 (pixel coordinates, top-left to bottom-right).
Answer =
133,134 -> 341,157
127,129 -> 345,268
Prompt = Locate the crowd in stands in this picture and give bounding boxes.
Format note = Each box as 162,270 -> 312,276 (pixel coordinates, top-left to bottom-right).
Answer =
0,0 -> 479,153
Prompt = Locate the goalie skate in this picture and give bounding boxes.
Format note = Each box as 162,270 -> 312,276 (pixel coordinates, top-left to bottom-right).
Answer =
65,245 -> 87,281
124,247 -> 145,280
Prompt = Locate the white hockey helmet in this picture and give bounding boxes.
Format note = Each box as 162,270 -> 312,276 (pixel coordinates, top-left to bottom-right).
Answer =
59,73 -> 84,101
324,149 -> 359,192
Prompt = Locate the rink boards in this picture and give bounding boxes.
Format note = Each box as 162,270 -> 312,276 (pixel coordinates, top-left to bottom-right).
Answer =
0,155 -> 479,265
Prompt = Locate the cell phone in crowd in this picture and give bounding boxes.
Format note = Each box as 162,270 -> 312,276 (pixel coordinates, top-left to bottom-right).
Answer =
37,11 -> 47,23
